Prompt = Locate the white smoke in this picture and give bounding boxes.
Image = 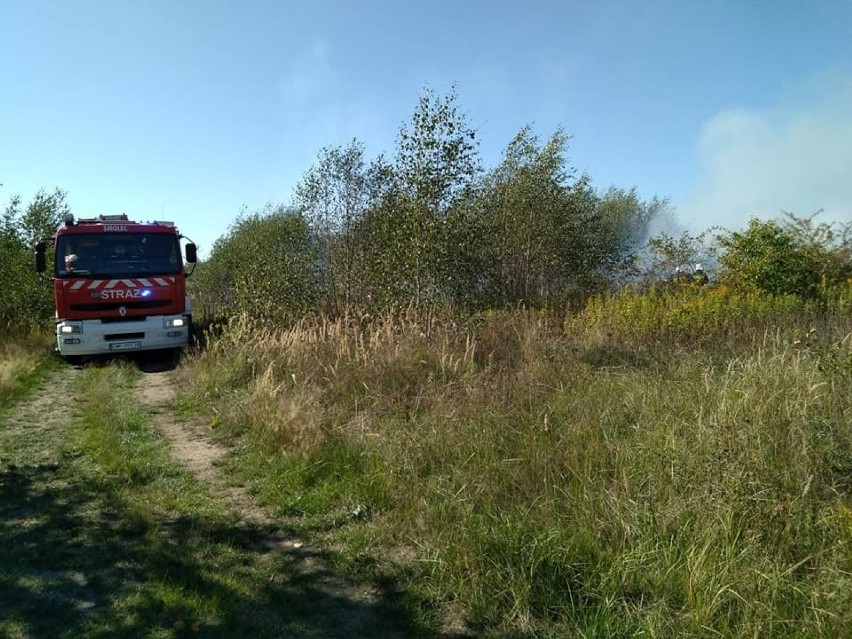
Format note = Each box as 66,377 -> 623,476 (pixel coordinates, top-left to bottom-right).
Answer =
680,73 -> 852,234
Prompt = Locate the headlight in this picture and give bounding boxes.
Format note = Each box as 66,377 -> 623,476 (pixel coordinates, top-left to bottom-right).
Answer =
59,324 -> 82,334
164,318 -> 185,328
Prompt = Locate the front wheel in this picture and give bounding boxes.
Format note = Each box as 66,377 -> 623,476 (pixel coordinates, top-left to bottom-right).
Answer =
185,314 -> 198,346
62,354 -> 84,367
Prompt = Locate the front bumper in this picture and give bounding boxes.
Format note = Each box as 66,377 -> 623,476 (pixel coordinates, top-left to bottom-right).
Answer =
56,314 -> 190,356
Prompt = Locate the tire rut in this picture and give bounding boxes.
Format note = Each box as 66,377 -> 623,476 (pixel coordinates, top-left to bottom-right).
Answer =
135,370 -> 281,529
0,367 -> 80,468
134,368 -> 406,637
2,362 -> 415,637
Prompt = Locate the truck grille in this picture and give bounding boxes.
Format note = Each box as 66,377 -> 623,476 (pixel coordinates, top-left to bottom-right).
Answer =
70,300 -> 173,312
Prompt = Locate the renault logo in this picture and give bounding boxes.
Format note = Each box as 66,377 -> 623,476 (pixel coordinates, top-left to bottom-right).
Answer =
119,306 -> 127,317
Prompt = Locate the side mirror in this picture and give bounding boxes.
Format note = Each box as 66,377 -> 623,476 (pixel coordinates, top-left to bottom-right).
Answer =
185,243 -> 197,264
34,242 -> 47,273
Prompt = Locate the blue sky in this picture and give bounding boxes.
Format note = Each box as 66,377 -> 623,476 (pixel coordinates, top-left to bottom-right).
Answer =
2,0 -> 850,256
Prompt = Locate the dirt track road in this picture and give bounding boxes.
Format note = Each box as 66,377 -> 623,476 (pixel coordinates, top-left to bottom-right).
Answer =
0,360 -> 416,638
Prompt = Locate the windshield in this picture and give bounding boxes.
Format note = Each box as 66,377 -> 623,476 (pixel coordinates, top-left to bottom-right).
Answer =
56,233 -> 181,278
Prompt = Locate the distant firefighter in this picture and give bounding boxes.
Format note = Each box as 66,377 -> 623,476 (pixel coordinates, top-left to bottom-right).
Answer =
693,263 -> 708,285
672,265 -> 690,283
670,263 -> 709,286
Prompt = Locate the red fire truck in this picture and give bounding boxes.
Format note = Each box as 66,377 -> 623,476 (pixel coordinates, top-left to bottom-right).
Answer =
35,214 -> 197,358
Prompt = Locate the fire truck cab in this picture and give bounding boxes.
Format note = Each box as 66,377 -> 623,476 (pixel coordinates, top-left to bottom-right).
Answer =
35,214 -> 197,358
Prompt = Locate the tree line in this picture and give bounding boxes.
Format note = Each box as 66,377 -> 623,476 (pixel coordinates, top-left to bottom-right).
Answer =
193,87 -> 671,320
193,86 -> 852,321
0,188 -> 68,330
3,86 -> 851,331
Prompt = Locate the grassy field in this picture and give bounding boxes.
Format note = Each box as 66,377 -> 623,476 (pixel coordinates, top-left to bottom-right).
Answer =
176,287 -> 852,637
0,331 -> 57,403
0,354 -> 418,638
4,284 -> 852,637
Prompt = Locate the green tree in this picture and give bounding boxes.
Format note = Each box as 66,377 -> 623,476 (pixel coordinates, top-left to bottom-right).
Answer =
396,84 -> 480,216
474,126 -> 573,305
352,155 -> 414,307
0,188 -> 70,329
392,84 -> 481,305
196,205 -> 318,321
22,188 -> 70,246
780,211 -> 852,288
293,139 -> 371,311
593,187 -> 670,283
718,217 -> 822,298
473,126 -> 660,306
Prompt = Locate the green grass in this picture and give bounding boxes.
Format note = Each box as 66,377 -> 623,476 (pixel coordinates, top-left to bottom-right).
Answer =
175,297 -> 852,637
0,330 -> 57,402
1,360 -> 418,638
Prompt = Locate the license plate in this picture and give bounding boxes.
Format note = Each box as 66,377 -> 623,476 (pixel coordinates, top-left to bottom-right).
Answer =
109,341 -> 142,351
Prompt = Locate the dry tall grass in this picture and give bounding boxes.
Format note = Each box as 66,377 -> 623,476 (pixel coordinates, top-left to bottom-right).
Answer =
179,293 -> 852,636
0,331 -> 55,401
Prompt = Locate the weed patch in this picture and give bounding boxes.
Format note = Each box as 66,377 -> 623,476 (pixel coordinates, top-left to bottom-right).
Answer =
0,331 -> 56,403
177,301 -> 852,636
2,363 -> 417,638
